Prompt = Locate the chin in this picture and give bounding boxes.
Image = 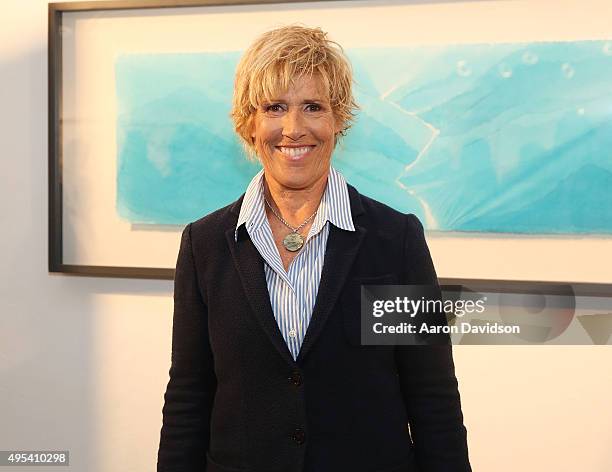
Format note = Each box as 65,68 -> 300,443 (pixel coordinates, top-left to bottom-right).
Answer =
277,176 -> 312,190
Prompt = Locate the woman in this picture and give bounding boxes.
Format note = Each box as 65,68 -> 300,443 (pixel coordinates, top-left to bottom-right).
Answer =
158,25 -> 471,472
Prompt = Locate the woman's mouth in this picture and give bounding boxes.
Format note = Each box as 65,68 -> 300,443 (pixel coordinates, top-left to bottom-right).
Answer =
276,146 -> 315,159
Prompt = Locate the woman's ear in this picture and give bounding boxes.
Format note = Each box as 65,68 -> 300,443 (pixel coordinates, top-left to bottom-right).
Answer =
333,116 -> 343,146
333,114 -> 343,136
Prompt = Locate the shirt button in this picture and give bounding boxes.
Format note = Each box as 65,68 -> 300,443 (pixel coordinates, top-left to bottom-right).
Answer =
292,427 -> 306,445
288,329 -> 297,338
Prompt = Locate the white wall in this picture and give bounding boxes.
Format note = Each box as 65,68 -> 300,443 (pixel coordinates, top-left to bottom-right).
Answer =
0,1 -> 610,471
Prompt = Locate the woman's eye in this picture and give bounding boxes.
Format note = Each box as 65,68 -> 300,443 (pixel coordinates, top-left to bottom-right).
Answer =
306,104 -> 321,112
265,104 -> 284,112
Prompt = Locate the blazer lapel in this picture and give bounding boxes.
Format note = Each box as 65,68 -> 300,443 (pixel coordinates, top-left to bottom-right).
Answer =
296,225 -> 366,363
225,194 -> 295,365
225,200 -> 297,367
297,185 -> 366,363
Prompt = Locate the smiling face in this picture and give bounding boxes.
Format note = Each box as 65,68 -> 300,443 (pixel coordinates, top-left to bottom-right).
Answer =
250,74 -> 341,192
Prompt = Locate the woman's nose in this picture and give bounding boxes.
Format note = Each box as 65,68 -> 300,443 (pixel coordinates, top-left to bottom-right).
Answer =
281,108 -> 306,140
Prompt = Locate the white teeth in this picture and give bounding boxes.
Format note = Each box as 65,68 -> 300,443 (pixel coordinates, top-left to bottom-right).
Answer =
278,146 -> 312,157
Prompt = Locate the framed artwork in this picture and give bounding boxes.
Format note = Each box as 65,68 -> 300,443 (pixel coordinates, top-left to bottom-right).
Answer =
49,0 -> 612,295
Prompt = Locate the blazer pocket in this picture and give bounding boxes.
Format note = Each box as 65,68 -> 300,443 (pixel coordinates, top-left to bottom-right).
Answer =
206,452 -> 250,472
341,273 -> 398,347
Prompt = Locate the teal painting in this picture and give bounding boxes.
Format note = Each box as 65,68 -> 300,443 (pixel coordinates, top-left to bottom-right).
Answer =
115,41 -> 612,233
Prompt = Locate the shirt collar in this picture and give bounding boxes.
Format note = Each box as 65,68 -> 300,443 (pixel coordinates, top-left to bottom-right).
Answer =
235,166 -> 355,241
235,169 -> 266,241
309,166 -> 355,235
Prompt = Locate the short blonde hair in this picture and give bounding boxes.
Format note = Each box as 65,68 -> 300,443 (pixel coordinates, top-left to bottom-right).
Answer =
230,24 -> 359,159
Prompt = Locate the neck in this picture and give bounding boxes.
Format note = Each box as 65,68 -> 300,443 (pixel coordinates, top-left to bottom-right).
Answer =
263,172 -> 329,226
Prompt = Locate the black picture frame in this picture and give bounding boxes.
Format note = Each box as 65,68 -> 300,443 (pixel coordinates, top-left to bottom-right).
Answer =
48,0 -> 612,297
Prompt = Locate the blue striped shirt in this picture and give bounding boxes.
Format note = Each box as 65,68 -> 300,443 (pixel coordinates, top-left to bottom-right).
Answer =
235,167 -> 355,360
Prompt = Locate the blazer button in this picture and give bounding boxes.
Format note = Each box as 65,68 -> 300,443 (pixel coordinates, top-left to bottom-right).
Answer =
289,370 -> 302,386
292,428 -> 306,445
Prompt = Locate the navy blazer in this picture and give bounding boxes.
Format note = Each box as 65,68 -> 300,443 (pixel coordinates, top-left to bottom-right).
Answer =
157,184 -> 471,472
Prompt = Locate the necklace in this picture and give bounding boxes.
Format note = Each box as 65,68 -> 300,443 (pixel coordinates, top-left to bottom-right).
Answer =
264,197 -> 317,252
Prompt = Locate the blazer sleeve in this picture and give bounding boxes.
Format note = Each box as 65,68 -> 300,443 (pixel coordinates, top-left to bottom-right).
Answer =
394,214 -> 472,472
157,223 -> 217,472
